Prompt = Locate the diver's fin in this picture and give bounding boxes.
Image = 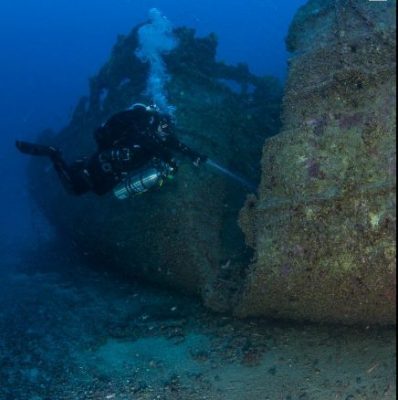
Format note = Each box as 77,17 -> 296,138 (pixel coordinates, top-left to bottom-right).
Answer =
16,140 -> 60,159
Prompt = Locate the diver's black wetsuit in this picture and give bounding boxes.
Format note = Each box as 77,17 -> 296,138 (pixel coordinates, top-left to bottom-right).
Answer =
17,105 -> 205,196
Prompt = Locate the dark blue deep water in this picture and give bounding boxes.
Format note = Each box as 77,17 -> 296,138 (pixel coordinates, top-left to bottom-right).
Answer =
0,1 -> 395,399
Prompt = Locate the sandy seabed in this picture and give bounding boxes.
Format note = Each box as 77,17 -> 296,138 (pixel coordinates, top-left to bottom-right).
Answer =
0,253 -> 395,400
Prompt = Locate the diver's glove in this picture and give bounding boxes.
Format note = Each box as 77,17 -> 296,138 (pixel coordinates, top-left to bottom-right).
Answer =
178,143 -> 207,167
166,136 -> 207,167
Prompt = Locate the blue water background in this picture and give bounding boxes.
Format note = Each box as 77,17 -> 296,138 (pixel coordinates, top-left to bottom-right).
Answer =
0,0 -> 306,256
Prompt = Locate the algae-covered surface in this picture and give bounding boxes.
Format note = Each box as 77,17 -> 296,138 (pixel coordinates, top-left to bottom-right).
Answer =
238,0 -> 396,324
0,253 -> 395,400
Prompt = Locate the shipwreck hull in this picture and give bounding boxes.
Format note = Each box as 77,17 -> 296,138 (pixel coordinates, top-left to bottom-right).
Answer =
28,26 -> 281,306
28,1 -> 396,325
237,0 -> 396,324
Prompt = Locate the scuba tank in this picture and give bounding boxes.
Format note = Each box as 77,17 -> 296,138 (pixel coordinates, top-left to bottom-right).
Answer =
113,159 -> 176,200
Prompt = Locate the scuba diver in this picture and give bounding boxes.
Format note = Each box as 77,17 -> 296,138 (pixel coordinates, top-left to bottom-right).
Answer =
16,103 -> 207,199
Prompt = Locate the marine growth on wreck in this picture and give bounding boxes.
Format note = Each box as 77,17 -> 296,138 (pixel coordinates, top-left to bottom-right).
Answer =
239,0 -> 396,324
28,0 -> 396,326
